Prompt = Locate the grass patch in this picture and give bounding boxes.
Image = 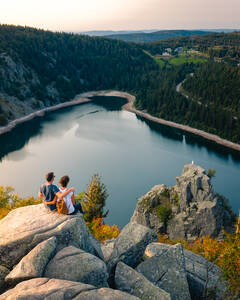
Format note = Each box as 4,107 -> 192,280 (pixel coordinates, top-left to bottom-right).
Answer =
154,58 -> 165,68
170,55 -> 207,65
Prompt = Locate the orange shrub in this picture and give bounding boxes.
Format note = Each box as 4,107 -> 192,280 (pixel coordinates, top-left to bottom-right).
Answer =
0,185 -> 41,220
86,217 -> 120,242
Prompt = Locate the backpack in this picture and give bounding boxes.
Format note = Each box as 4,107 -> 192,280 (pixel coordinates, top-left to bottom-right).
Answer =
56,197 -> 68,214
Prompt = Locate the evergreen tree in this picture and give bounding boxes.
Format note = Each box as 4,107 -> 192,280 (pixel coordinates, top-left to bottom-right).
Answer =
82,174 -> 109,222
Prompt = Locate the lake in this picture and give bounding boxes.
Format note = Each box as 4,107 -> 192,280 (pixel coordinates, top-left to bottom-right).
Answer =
0,96 -> 239,227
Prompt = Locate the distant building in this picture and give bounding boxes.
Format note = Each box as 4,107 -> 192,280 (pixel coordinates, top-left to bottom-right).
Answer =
162,52 -> 171,57
188,49 -> 198,54
175,47 -> 183,53
165,48 -> 172,53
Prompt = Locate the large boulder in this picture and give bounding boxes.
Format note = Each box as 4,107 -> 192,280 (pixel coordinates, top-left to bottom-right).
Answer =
131,164 -> 235,240
0,278 -> 140,300
44,246 -> 108,288
115,262 -> 171,300
0,278 -> 96,300
5,237 -> 57,286
107,222 -> 157,276
0,204 -> 103,269
136,243 -> 191,300
145,242 -> 227,300
184,248 -> 227,300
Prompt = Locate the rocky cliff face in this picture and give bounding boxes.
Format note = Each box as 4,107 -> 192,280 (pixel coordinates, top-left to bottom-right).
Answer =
0,53 -> 60,123
131,164 -> 235,241
0,201 -> 227,299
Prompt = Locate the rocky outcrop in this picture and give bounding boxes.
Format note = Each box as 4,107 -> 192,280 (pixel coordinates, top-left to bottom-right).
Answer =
0,206 -> 158,299
137,243 -> 191,300
0,204 -> 103,269
145,242 -> 227,300
0,172 -> 232,299
5,237 -> 57,286
0,278 -> 140,300
115,262 -> 171,300
131,164 -> 235,240
0,53 -> 45,121
44,246 -> 108,288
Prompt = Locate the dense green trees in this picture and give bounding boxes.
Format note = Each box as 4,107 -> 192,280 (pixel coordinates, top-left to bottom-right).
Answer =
182,62 -> 240,113
134,60 -> 240,143
0,24 -> 158,104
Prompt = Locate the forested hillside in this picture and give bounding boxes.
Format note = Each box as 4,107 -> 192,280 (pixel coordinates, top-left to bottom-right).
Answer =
183,62 -> 240,113
0,26 -> 240,144
104,30 -> 211,43
135,32 -> 240,143
0,25 -> 157,124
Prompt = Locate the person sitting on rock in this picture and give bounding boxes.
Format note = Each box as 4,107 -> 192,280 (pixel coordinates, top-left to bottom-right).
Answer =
59,175 -> 83,215
38,172 -> 74,211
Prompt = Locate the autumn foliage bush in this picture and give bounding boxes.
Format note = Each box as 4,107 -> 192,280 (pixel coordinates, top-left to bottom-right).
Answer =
86,217 -> 120,242
158,232 -> 240,298
0,185 -> 41,220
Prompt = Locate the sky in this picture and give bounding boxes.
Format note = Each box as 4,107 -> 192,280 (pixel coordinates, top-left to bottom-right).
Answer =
0,0 -> 239,32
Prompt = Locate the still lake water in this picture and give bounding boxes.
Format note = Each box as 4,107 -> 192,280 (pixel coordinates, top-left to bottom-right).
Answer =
0,96 -> 239,227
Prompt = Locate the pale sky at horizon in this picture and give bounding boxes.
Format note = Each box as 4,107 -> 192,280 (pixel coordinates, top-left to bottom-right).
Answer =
0,0 -> 239,32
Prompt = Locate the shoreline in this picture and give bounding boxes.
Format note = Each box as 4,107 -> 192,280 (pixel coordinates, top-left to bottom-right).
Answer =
0,97 -> 92,135
1,90 -> 240,152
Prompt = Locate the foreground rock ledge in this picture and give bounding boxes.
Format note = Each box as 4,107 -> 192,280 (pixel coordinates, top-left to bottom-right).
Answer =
44,246 -> 108,288
0,278 -> 140,300
0,204 -> 103,269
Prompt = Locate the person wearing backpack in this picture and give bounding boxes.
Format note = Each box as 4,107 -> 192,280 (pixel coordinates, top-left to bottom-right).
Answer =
58,175 -> 83,215
38,172 -> 74,211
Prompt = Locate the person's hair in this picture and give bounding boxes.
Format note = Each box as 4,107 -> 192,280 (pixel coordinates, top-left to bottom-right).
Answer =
59,175 -> 70,188
46,172 -> 55,182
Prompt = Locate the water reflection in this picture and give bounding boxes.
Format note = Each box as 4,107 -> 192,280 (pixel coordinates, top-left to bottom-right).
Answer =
136,115 -> 240,162
0,97 -> 128,161
90,96 -> 128,111
136,116 -> 183,142
0,119 -> 43,161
